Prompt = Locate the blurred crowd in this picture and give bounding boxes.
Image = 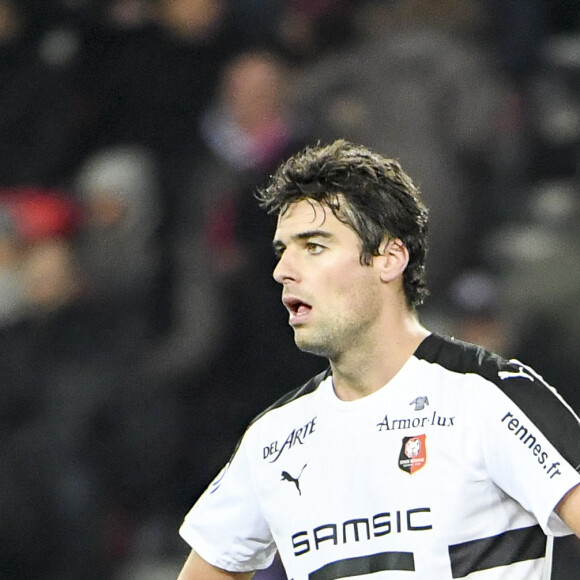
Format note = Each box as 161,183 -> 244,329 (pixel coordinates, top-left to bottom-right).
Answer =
0,0 -> 578,578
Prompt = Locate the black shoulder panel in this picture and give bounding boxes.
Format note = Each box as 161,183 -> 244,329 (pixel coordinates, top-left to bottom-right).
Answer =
249,368 -> 330,427
218,369 -> 330,471
416,334 -> 580,472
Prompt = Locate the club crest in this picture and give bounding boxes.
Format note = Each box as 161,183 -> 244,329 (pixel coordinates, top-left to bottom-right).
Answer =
398,434 -> 427,474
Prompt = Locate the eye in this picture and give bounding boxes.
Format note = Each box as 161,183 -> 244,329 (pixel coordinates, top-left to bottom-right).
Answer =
306,242 -> 324,255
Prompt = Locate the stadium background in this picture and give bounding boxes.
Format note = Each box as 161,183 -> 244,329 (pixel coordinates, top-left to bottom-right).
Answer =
0,1 -> 578,578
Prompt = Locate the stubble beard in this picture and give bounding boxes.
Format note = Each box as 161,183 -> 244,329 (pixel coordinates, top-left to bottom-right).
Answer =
292,281 -> 382,361
293,328 -> 338,360
292,317 -> 371,362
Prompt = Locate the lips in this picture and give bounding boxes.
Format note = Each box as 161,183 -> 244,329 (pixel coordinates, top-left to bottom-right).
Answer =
282,295 -> 312,325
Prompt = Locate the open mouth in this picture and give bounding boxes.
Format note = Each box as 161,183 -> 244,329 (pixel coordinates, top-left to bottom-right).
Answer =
283,296 -> 312,322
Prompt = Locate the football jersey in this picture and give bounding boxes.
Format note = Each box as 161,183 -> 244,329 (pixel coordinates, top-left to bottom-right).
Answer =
180,333 -> 580,579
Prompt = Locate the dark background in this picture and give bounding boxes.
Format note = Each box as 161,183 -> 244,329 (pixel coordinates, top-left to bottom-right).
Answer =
0,1 -> 578,578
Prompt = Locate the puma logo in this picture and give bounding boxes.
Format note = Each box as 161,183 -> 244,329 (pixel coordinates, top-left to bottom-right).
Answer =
281,464 -> 307,495
498,366 -> 534,382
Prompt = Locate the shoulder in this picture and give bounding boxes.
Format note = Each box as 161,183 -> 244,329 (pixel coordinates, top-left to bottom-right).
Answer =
212,369 -> 330,486
222,369 -> 328,467
248,368 -> 330,428
416,333 -> 506,378
415,333 -> 543,389
414,333 -> 561,416
417,334 -> 580,448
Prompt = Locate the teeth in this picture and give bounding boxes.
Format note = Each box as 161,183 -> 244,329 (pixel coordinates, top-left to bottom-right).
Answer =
283,297 -> 310,314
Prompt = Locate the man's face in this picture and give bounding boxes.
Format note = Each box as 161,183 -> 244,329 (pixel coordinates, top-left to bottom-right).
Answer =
272,199 -> 384,360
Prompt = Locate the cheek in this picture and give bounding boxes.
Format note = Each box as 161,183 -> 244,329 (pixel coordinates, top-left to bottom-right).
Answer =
324,266 -> 378,308
354,268 -> 384,306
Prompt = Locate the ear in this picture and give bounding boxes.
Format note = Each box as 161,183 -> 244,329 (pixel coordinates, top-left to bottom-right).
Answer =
377,238 -> 409,283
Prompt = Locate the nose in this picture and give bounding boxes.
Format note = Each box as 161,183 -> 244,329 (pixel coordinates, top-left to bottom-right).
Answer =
273,249 -> 298,284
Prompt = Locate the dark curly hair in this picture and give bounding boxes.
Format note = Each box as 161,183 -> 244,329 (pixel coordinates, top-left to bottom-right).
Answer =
256,139 -> 429,309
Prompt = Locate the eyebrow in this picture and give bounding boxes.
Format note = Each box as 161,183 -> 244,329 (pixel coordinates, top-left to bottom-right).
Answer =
272,229 -> 335,252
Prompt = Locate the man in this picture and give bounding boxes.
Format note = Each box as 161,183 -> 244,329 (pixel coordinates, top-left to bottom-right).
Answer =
177,140 -> 580,579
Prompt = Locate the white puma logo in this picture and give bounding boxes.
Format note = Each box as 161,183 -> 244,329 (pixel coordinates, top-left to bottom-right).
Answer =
498,365 -> 534,382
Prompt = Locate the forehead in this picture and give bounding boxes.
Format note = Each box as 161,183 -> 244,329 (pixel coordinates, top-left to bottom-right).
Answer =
278,198 -> 326,223
274,199 -> 346,236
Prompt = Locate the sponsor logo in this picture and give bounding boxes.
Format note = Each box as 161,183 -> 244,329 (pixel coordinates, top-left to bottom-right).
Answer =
291,507 -> 432,556
501,411 -> 563,479
398,435 -> 427,474
498,360 -> 544,383
281,464 -> 307,495
377,411 -> 454,431
410,396 -> 429,411
498,366 -> 534,382
263,417 -> 317,463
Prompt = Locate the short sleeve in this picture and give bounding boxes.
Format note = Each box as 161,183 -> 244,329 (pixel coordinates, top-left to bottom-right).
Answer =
179,428 -> 276,573
475,370 -> 580,536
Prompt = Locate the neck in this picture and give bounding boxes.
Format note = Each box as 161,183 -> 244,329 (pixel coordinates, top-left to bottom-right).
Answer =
330,315 -> 430,401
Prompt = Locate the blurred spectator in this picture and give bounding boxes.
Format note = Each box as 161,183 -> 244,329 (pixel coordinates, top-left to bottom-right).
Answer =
73,144 -> 161,310
187,48 -> 309,357
175,48 -> 305,317
446,268 -> 512,356
87,0 -> 249,161
83,0 -> 258,298
0,186 -> 112,580
0,178 -> 170,579
73,143 -> 192,552
0,187 -> 82,321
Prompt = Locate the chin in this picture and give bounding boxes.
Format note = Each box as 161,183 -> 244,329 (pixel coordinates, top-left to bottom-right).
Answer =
294,333 -> 333,359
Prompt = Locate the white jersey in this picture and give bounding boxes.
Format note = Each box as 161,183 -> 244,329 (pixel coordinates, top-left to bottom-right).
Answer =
180,334 -> 580,579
